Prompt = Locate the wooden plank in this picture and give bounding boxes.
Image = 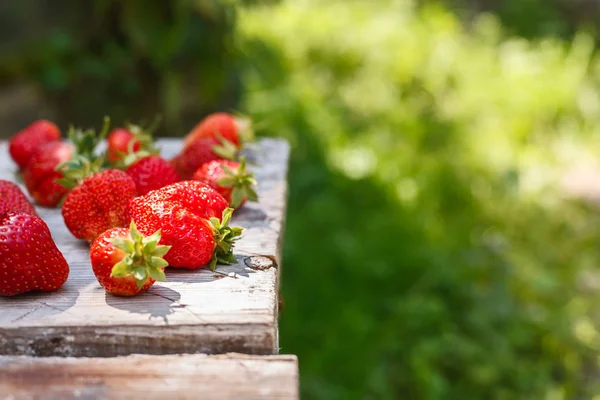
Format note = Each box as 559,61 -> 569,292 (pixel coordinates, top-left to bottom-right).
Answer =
0,138 -> 289,357
0,353 -> 299,399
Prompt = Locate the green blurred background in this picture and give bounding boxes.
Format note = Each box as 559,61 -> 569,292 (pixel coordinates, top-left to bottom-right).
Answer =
4,0 -> 600,398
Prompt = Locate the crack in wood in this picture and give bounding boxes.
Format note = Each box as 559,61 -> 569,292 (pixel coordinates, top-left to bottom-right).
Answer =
11,305 -> 44,323
35,301 -> 72,316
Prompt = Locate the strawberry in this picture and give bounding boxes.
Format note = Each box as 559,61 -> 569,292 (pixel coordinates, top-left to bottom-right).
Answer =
55,118 -> 136,243
106,128 -> 139,164
192,158 -> 258,208
106,121 -> 159,165
90,221 -> 170,296
125,155 -> 181,196
128,181 -> 242,270
0,180 -> 37,216
170,136 -> 238,180
0,211 -> 69,296
22,118 -> 111,208
9,120 -> 61,170
183,112 -> 253,148
59,158 -> 137,243
22,142 -> 74,207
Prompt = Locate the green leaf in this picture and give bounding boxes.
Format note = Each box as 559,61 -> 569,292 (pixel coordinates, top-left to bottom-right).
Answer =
231,187 -> 244,208
133,266 -> 147,281
221,164 -> 236,176
148,268 -> 167,282
111,261 -> 130,278
148,256 -> 169,268
135,278 -> 145,290
144,240 -> 157,254
209,256 -> 218,272
238,156 -> 247,171
209,217 -> 221,229
151,245 -> 171,257
211,135 -> 239,160
129,221 -> 143,243
216,177 -> 237,187
230,227 -> 244,236
142,229 -> 161,244
221,208 -> 234,226
246,187 -> 259,202
224,252 -> 237,264
98,116 -> 111,141
109,238 -> 135,253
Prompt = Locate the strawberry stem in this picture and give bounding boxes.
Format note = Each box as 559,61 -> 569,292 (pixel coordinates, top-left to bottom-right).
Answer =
207,207 -> 243,271
112,118 -> 162,169
230,111 -> 255,144
55,155 -> 105,189
57,117 -> 112,188
109,221 -> 171,289
68,116 -> 111,160
215,157 -> 259,208
211,135 -> 239,160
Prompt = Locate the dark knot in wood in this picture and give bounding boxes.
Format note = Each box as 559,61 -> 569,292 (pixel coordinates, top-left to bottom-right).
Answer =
244,256 -> 276,270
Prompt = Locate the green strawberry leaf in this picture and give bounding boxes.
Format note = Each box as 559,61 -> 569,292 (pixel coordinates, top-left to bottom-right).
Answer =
148,267 -> 167,282
106,223 -> 171,292
133,266 -> 147,282
111,261 -> 130,278
151,245 -> 171,258
149,256 -> 169,268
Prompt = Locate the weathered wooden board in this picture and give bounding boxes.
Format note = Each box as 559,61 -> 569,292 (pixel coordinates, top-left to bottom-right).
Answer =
0,353 -> 299,399
0,138 -> 289,356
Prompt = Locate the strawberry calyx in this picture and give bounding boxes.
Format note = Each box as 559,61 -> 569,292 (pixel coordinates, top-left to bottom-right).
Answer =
211,135 -> 239,161
120,149 -> 159,169
231,112 -> 255,144
113,119 -> 161,168
207,207 -> 243,271
56,117 -> 112,189
55,155 -> 104,189
216,157 -> 259,208
68,116 -> 111,160
109,221 -> 171,289
127,117 -> 161,152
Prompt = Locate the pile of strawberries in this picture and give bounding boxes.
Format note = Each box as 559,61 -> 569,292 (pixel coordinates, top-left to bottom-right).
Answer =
0,113 -> 258,297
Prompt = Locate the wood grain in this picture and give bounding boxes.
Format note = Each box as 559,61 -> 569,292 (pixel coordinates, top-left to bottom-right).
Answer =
0,353 -> 299,399
0,138 -> 290,357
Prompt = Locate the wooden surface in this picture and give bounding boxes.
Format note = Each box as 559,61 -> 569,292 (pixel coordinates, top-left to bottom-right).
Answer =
0,138 -> 289,357
0,353 -> 299,399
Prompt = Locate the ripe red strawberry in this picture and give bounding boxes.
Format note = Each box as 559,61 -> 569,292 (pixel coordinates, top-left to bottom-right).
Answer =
125,155 -> 181,196
9,120 -> 61,170
0,211 -> 69,296
106,128 -> 140,164
22,141 -> 74,207
192,158 -> 258,208
183,112 -> 253,148
128,181 -> 242,270
170,136 -> 238,180
106,122 -> 158,165
60,160 -> 137,243
90,221 -> 170,296
22,118 -> 111,208
0,180 -> 37,216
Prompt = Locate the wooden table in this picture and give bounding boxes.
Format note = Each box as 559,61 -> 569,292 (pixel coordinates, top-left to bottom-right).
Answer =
0,353 -> 299,399
0,138 -> 290,357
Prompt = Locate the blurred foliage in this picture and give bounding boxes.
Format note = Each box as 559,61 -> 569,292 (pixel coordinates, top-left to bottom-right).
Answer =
0,0 -> 246,135
4,0 -> 600,399
427,0 -> 600,40
236,0 -> 600,398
